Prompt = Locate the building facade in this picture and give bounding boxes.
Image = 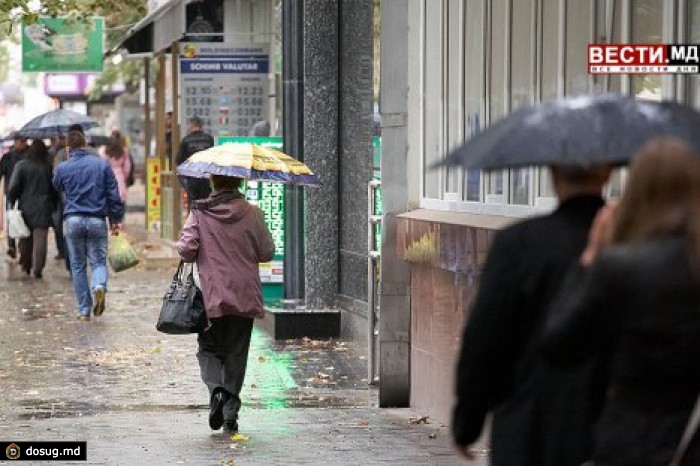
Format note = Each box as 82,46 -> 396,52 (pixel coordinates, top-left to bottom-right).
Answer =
118,0 -> 376,345
379,0 -> 700,423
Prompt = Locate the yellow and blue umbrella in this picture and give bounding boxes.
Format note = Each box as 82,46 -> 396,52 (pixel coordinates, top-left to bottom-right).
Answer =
176,143 -> 320,186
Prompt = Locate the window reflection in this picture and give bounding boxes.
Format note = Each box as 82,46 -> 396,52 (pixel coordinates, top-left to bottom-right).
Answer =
510,168 -> 531,205
631,0 -> 663,101
689,0 -> 700,108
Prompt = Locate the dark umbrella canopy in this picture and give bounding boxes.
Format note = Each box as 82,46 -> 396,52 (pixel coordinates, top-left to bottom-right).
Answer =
17,109 -> 99,139
436,94 -> 700,170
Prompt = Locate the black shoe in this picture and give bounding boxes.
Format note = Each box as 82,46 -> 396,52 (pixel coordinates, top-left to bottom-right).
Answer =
7,248 -> 16,259
223,420 -> 238,433
209,388 -> 228,430
34,271 -> 42,279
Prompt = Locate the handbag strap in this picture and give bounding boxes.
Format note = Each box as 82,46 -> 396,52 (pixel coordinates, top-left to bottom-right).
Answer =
669,392 -> 700,466
177,261 -> 196,285
171,260 -> 185,283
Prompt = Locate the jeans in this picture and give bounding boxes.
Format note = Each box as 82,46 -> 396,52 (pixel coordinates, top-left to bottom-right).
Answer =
64,216 -> 108,316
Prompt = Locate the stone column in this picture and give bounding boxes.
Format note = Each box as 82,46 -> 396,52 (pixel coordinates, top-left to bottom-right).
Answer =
337,0 -> 374,340
303,0 -> 340,309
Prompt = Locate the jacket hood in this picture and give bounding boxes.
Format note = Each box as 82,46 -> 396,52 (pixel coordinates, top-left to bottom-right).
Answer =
194,190 -> 251,224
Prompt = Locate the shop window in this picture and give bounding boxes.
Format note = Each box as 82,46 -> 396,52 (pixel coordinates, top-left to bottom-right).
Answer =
423,0 -> 444,200
412,0 -> 694,217
687,0 -> 700,108
630,0 -> 663,101
186,0 -> 224,42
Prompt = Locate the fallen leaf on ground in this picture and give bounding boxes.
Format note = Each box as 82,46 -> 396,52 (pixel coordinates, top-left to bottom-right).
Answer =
409,416 -> 430,425
230,433 -> 250,443
357,419 -> 369,426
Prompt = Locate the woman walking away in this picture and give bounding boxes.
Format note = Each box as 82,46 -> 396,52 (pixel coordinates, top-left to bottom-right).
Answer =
543,137 -> 700,466
177,175 -> 274,433
8,140 -> 57,278
99,131 -> 131,204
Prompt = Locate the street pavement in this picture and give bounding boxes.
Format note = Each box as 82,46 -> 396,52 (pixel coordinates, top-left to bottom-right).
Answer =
0,183 -> 488,465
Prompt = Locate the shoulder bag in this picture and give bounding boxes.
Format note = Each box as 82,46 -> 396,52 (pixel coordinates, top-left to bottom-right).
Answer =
156,261 -> 208,334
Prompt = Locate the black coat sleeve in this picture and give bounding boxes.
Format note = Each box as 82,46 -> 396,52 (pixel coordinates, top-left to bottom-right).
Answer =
7,161 -> 24,206
452,230 -> 523,446
177,139 -> 188,166
541,255 -> 619,366
0,154 -> 9,185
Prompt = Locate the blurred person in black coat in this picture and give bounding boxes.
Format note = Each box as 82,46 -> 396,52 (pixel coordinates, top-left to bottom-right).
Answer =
452,164 -> 612,466
543,138 -> 700,466
8,140 -> 57,278
177,116 -> 214,207
0,134 -> 29,259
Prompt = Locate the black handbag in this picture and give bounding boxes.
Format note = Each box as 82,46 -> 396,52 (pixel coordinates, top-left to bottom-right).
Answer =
156,261 -> 208,334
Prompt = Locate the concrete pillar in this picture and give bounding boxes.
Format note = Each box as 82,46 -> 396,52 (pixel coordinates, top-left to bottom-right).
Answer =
378,0 -> 411,407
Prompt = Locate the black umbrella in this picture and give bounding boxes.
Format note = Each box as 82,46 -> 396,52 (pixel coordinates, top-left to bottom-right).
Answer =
17,109 -> 99,139
435,94 -> 700,170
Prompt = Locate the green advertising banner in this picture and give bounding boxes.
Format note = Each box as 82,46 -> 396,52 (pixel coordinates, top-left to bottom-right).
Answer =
22,17 -> 104,72
373,136 -> 382,252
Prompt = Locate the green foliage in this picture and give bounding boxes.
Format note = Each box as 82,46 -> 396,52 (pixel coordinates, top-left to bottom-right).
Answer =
0,0 -> 148,97
1,0 -> 145,34
0,41 -> 10,83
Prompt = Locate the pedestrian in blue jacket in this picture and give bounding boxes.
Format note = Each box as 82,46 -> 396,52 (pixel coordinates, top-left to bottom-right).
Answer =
53,130 -> 124,321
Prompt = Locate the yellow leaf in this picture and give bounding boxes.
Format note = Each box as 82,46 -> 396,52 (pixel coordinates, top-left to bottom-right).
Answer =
230,433 -> 249,443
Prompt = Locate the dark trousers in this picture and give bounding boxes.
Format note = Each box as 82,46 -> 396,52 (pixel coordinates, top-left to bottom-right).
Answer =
197,315 -> 254,421
5,199 -> 15,253
52,206 -> 65,256
18,228 -> 48,275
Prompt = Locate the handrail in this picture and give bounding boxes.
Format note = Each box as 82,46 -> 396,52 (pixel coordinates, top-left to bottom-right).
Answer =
367,179 -> 382,385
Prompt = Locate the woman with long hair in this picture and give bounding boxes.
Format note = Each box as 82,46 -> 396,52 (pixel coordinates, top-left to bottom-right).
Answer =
99,130 -> 131,203
8,139 -> 57,278
543,137 -> 700,465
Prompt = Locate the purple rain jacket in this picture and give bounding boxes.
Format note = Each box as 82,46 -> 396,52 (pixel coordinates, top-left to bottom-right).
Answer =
177,189 -> 275,319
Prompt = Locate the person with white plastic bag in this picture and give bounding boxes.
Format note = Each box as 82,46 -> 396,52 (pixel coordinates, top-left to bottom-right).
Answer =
8,140 -> 57,278
0,134 -> 29,259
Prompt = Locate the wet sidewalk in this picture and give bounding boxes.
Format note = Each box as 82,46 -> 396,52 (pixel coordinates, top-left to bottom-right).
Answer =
0,197 -> 485,464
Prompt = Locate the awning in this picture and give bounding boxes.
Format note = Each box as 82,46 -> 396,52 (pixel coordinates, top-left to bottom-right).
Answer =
112,0 -> 192,56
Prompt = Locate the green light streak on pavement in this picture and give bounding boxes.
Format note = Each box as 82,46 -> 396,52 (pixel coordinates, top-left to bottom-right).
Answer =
244,328 -> 298,410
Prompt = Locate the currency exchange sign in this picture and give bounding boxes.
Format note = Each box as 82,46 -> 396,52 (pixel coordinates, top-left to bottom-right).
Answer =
180,43 -> 270,140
